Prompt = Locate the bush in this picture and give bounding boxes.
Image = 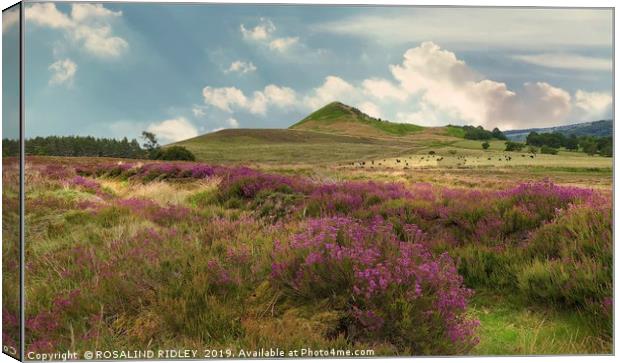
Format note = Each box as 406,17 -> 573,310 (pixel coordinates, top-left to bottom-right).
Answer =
154,146 -> 196,161
504,141 -> 525,152
271,217 -> 479,355
519,203 -> 612,334
540,146 -> 558,155
481,141 -> 490,150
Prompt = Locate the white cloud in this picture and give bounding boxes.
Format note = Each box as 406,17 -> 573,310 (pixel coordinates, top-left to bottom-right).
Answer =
240,18 -> 299,53
71,3 -> 122,22
269,37 -> 299,52
147,117 -> 198,144
202,86 -> 248,112
358,101 -> 382,119
316,8 -> 612,50
25,3 -> 73,28
2,7 -> 19,33
362,78 -> 408,102
226,118 -> 240,128
388,41 -> 515,127
225,60 -> 257,74
202,84 -> 297,115
240,18 -> 275,41
573,90 -> 612,120
513,53 -> 611,71
304,76 -> 357,110
73,24 -> 128,58
262,85 -> 297,108
192,106 -> 206,117
48,59 -> 77,86
25,3 -> 128,59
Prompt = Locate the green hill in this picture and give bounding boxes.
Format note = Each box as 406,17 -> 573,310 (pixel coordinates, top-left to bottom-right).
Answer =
172,102 -> 461,165
172,128 -> 425,165
290,102 -> 424,137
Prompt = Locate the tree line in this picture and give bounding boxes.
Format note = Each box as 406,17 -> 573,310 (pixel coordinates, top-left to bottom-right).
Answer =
526,131 -> 611,157
2,132 -> 196,160
463,125 -> 507,140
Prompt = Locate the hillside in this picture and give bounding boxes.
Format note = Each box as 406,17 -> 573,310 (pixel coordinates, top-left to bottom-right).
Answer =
504,120 -> 612,141
290,101 -> 425,137
173,102 -> 462,165
172,128 -> 435,165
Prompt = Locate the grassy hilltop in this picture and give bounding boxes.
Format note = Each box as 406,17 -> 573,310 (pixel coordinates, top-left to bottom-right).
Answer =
290,101 -> 425,137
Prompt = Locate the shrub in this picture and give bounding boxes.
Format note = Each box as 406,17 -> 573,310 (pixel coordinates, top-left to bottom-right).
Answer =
481,141 -> 490,150
540,145 -> 558,155
519,203 -> 612,335
271,217 -> 479,355
504,141 -> 525,152
154,146 -> 196,161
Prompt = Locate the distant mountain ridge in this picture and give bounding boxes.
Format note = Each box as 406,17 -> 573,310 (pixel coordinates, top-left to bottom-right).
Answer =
504,120 -> 612,141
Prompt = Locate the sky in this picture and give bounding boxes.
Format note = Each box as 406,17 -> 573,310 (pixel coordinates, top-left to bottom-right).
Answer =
11,3 -> 614,143
2,3 -> 20,140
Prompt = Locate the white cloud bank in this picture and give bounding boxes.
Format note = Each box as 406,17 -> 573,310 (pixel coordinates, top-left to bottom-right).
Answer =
26,3 -> 128,59
48,59 -> 77,86
147,117 -> 198,144
316,8 -> 612,50
201,41 -> 611,130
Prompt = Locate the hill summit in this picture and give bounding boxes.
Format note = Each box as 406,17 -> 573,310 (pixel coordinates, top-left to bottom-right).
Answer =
290,101 -> 424,137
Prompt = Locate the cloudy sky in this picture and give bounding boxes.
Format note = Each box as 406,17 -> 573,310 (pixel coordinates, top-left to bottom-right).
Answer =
17,3 -> 613,143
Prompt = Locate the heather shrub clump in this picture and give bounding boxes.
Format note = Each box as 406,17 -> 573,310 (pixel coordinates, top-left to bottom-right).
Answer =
271,217 -> 479,355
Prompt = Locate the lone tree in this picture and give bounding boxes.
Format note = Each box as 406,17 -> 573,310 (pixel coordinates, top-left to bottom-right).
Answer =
141,131 -> 161,159
481,141 -> 490,150
491,127 -> 507,140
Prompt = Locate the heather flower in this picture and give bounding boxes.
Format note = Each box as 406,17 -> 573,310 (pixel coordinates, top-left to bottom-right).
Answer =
271,216 -> 479,354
